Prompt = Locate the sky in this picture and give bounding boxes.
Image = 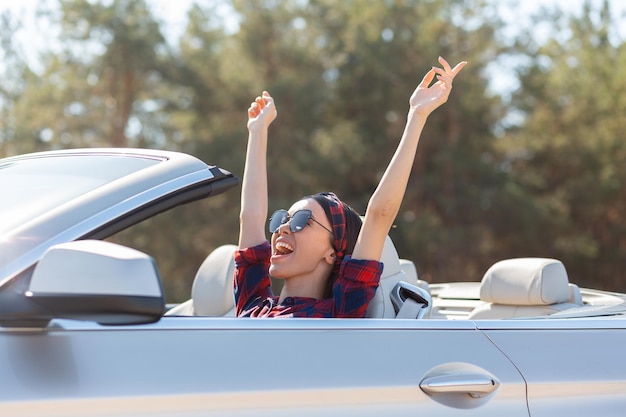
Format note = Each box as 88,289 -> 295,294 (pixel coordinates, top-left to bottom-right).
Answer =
4,0 -> 625,45
1,0 -> 625,96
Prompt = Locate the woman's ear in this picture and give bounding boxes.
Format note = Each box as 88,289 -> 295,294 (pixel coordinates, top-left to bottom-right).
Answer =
323,250 -> 336,265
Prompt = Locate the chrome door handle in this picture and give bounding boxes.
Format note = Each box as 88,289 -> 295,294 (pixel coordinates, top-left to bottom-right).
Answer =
420,374 -> 500,398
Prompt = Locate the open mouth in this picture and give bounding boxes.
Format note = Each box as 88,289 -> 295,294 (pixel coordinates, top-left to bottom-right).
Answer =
274,241 -> 294,255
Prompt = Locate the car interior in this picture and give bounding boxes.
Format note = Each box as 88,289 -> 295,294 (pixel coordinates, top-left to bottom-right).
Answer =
165,235 -> 625,320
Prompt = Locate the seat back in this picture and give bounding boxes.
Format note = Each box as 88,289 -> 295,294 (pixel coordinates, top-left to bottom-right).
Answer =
399,258 -> 430,294
569,283 -> 583,305
191,244 -> 238,316
366,236 -> 419,318
165,244 -> 237,317
468,257 -> 581,319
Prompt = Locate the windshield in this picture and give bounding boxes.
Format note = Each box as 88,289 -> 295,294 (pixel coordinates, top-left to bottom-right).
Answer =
0,155 -> 159,235
0,153 -> 163,278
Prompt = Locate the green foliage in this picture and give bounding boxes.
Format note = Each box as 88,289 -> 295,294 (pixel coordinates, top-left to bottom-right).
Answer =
1,0 -> 625,300
0,11 -> 33,156
502,0 -> 626,288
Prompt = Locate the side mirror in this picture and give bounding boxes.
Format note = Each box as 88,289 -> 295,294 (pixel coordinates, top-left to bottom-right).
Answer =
26,240 -> 165,325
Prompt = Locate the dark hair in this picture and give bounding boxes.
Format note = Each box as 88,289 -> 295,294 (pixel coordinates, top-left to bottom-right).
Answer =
308,193 -> 362,298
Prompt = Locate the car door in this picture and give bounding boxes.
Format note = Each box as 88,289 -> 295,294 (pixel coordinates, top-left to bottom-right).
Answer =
476,318 -> 626,417
2,317 -> 528,417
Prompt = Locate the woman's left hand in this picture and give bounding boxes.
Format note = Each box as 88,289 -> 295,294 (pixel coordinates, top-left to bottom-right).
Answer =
247,91 -> 277,131
409,56 -> 466,116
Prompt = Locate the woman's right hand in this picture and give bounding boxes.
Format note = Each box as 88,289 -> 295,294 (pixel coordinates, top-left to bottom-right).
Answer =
247,91 -> 277,131
408,57 -> 466,118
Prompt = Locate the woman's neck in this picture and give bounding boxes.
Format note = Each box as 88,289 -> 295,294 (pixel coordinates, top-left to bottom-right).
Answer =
278,271 -> 328,302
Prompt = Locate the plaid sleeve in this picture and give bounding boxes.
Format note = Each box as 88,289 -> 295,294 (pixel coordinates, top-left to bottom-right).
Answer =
233,241 -> 273,316
330,256 -> 383,318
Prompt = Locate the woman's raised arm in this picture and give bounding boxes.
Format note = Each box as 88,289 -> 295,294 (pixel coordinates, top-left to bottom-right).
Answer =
351,57 -> 467,261
238,91 -> 278,249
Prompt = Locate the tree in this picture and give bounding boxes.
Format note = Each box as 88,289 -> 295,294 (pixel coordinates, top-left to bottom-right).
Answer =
0,11 -> 32,157
10,0 -> 173,151
177,0 -> 514,286
297,0 -> 510,282
502,0 -> 626,290
7,0 -> 623,299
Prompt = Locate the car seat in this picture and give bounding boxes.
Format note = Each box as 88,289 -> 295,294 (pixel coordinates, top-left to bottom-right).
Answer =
468,257 -> 583,319
365,236 -> 423,318
399,258 -> 430,294
165,244 -> 237,317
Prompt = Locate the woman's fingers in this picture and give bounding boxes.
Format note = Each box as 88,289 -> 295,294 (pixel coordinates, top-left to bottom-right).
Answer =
248,91 -> 276,121
418,68 -> 437,88
261,92 -> 275,109
451,61 -> 467,76
248,102 -> 260,118
253,92 -> 274,112
434,60 -> 467,78
255,96 -> 265,110
249,95 -> 267,118
438,56 -> 452,73
409,58 -> 466,111
431,59 -> 467,87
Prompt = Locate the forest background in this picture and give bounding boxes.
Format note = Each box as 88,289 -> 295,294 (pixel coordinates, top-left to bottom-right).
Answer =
1,0 -> 625,302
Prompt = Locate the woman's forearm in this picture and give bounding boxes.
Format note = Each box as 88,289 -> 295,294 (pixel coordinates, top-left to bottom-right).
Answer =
352,110 -> 427,261
239,126 -> 269,248
368,109 -> 426,222
239,92 -> 277,249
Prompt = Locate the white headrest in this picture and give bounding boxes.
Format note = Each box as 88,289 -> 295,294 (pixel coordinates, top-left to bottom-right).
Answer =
480,258 -> 571,306
191,244 -> 237,316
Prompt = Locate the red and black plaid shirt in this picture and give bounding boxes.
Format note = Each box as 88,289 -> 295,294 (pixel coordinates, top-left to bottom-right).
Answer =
234,241 -> 382,318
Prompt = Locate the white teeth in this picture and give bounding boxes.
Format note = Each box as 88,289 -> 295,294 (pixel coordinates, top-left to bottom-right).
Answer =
275,241 -> 294,254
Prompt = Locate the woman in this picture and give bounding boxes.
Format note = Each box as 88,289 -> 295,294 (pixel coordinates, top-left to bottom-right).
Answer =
235,57 -> 466,318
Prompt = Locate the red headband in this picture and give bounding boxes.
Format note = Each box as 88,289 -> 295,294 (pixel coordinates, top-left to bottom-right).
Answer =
315,192 -> 347,276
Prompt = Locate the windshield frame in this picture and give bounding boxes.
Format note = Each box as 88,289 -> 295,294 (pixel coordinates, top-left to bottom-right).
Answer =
0,149 -> 225,288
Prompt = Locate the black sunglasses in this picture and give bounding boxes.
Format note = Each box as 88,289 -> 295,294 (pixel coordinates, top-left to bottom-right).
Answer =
269,209 -> 334,236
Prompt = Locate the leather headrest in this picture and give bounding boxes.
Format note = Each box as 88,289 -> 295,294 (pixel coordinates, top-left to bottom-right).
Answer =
479,258 -> 570,306
192,244 -> 237,316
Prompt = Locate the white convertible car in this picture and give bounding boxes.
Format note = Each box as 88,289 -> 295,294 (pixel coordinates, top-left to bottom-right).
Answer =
1,148 -> 625,417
